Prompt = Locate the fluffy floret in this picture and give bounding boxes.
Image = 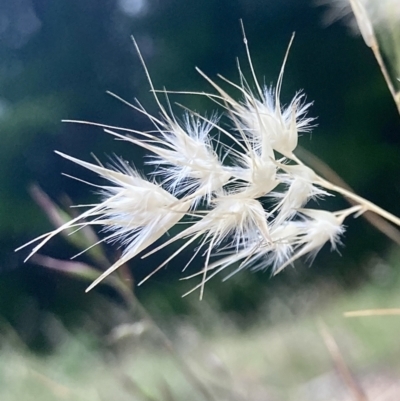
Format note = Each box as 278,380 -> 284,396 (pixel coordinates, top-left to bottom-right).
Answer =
19,152 -> 190,291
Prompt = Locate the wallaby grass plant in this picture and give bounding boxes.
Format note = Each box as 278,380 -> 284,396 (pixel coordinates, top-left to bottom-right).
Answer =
18,11 -> 400,299
11,1 -> 400,398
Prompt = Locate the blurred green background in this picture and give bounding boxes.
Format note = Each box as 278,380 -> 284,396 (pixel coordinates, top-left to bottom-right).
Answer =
0,1 -> 400,398
0,0 -> 400,401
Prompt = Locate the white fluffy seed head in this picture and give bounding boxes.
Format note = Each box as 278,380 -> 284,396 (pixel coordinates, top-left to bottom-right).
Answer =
231,153 -> 279,198
19,34 -> 365,295
298,209 -> 346,251
180,194 -> 271,252
272,164 -> 329,224
144,113 -> 231,203
272,209 -> 346,275
20,152 -> 190,290
203,207 -> 349,280
236,88 -> 314,158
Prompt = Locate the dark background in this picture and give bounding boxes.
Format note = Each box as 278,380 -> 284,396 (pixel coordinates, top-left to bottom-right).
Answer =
0,0 -> 399,349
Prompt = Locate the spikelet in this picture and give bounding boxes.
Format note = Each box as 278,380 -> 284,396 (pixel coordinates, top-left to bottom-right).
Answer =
18,151 -> 190,292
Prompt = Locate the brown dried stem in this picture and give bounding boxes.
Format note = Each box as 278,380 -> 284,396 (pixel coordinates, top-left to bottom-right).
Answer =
319,320 -> 368,401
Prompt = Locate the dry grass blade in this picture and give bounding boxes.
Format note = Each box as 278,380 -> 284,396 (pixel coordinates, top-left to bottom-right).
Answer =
344,308 -> 400,317
29,369 -> 72,399
349,0 -> 400,115
122,294 -> 218,401
368,38 -> 400,116
158,380 -> 178,401
28,184 -> 110,268
318,320 -> 368,401
118,373 -> 160,401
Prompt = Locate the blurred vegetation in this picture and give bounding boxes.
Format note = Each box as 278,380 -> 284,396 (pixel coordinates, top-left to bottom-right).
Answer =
0,0 -> 399,353
2,249 -> 400,400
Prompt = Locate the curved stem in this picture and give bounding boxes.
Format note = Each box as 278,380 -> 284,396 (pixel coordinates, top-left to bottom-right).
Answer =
295,147 -> 400,245
317,177 -> 400,227
291,153 -> 400,227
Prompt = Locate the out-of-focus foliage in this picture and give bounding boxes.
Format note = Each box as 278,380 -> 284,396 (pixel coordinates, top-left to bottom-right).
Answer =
2,251 -> 400,400
0,0 -> 399,346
